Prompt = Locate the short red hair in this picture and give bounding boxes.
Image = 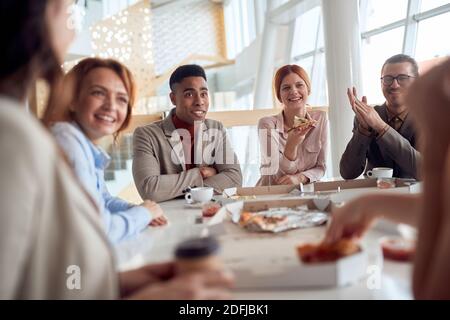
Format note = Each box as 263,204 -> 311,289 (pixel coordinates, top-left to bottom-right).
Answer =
274,64 -> 311,102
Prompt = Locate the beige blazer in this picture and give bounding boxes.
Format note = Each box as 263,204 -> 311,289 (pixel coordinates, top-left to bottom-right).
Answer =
132,109 -> 242,202
0,96 -> 118,299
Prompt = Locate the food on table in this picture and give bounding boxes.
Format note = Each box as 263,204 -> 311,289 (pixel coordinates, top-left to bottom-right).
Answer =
377,178 -> 396,189
239,211 -> 288,230
380,236 -> 415,262
202,202 -> 221,217
297,239 -> 361,263
237,208 -> 327,233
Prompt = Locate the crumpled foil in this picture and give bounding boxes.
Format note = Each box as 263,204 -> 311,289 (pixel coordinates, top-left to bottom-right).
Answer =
234,207 -> 328,233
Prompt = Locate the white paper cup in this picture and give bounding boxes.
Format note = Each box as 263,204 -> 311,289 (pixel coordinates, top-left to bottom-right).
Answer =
185,187 -> 214,204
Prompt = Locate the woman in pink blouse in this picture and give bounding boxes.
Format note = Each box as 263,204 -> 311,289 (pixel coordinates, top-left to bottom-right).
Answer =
257,64 -> 328,186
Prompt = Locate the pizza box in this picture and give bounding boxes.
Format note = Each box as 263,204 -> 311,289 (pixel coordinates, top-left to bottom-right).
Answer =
311,178 -> 420,192
208,198 -> 331,227
222,185 -> 299,198
211,200 -> 371,289
240,198 -> 327,212
228,248 -> 369,289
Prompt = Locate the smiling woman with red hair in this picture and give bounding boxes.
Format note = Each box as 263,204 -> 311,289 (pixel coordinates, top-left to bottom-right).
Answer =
257,64 -> 328,186
43,57 -> 168,243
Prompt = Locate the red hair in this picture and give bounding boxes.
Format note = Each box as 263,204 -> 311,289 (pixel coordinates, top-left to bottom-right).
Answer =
43,57 -> 136,139
274,64 -> 311,102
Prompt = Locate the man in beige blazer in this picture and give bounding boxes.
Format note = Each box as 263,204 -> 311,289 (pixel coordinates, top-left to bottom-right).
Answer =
340,54 -> 421,180
133,65 -> 242,202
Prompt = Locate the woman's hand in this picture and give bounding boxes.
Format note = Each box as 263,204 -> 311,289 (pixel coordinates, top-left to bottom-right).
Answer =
141,200 -> 168,226
323,197 -> 377,245
276,173 -> 309,185
284,125 -> 314,161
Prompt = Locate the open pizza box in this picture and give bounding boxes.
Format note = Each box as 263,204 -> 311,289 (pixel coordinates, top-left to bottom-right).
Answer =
208,199 -> 371,289
311,178 -> 421,193
208,198 -> 330,227
222,185 -> 300,199
228,248 -> 370,289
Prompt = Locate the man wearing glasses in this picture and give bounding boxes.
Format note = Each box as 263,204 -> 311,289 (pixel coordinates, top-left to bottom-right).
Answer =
340,54 -> 421,179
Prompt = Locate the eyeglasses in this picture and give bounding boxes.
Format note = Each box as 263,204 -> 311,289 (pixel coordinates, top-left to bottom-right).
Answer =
380,74 -> 415,86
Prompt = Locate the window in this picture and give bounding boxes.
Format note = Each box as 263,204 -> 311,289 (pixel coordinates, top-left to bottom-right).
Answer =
415,11 -> 450,61
362,0 -> 408,31
420,0 -> 450,12
361,27 -> 405,104
291,6 -> 322,57
309,52 -> 328,106
224,0 -> 260,58
224,3 -> 236,58
296,56 -> 313,76
245,0 -> 257,44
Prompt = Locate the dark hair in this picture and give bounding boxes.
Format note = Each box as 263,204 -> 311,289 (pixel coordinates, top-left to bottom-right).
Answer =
43,58 -> 136,140
0,0 -> 62,100
382,54 -> 419,77
169,64 -> 207,91
274,64 -> 311,102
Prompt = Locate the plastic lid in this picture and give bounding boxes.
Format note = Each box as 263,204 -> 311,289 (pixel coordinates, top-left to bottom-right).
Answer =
175,236 -> 220,259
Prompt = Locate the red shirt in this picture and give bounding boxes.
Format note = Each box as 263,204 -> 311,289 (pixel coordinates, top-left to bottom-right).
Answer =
172,114 -> 196,170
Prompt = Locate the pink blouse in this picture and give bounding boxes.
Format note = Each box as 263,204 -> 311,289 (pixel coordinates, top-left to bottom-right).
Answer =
256,110 -> 328,186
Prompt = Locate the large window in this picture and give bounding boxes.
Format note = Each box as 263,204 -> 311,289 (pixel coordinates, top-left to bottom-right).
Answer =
415,11 -> 450,61
224,0 -> 259,59
362,0 -> 408,31
360,0 -> 450,102
361,27 -> 405,104
291,6 -> 327,106
291,6 -> 323,57
420,0 -> 450,12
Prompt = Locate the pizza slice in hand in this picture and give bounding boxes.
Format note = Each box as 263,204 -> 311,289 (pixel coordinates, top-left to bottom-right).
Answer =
297,239 -> 361,263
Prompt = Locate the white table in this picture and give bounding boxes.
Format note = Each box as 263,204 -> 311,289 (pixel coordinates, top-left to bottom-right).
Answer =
115,188 -> 414,300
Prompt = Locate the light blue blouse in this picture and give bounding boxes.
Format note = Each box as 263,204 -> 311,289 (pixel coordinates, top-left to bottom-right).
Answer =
51,122 -> 151,243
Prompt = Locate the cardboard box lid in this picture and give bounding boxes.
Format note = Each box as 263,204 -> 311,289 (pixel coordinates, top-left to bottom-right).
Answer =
223,185 -> 299,197
242,198 -> 321,212
313,178 -> 419,192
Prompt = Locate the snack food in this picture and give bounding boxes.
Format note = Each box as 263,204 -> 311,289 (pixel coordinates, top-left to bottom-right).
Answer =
238,209 -> 327,233
239,211 -> 288,230
380,236 -> 415,262
289,116 -> 317,132
377,177 -> 396,189
202,202 -> 221,217
297,239 -> 361,263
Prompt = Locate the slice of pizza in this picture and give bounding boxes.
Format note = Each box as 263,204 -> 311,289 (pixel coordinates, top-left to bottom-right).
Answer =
239,211 -> 254,226
297,239 -> 361,263
289,115 -> 317,132
238,211 -> 288,231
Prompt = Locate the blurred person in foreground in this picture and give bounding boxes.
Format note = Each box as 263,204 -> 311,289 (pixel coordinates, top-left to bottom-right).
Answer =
324,58 -> 450,299
0,0 -> 232,299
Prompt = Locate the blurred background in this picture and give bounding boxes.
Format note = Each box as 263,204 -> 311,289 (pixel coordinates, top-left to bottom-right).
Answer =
28,0 -> 450,192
